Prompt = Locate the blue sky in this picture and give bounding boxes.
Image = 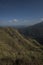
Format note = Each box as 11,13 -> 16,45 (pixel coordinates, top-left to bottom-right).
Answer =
0,0 -> 43,26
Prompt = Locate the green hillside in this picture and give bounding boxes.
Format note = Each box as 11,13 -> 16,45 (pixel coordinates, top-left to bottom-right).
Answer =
0,27 -> 43,65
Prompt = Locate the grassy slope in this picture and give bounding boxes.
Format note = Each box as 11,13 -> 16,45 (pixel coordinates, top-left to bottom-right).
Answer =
0,27 -> 43,65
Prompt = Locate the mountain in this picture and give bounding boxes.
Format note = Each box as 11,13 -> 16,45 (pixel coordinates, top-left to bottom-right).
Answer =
19,21 -> 43,45
0,27 -> 43,65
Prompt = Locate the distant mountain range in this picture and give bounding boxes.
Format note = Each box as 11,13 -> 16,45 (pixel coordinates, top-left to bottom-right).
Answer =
18,21 -> 43,45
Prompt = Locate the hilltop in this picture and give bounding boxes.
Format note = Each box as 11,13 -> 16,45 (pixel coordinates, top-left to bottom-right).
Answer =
0,27 -> 43,65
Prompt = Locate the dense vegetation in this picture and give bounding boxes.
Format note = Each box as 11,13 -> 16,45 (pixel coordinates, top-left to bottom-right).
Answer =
0,27 -> 43,65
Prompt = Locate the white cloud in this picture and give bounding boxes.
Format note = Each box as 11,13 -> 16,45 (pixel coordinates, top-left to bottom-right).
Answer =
40,18 -> 43,21
13,19 -> 18,22
9,19 -> 18,23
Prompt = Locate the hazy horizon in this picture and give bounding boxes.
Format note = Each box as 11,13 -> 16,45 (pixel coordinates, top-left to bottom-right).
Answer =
0,0 -> 43,26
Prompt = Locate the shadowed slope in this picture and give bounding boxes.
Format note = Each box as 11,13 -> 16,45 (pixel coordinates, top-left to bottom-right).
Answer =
19,22 -> 43,45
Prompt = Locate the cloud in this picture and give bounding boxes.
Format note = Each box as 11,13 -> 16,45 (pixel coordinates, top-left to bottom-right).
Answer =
40,18 -> 43,21
9,19 -> 18,23
13,19 -> 18,22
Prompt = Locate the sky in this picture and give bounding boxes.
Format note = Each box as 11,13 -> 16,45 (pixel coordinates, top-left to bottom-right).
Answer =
0,0 -> 43,26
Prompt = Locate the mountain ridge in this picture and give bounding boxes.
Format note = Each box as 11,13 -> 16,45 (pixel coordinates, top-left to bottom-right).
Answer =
18,21 -> 43,45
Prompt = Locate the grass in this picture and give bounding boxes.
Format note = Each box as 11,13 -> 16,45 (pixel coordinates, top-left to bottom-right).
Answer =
0,27 -> 43,65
